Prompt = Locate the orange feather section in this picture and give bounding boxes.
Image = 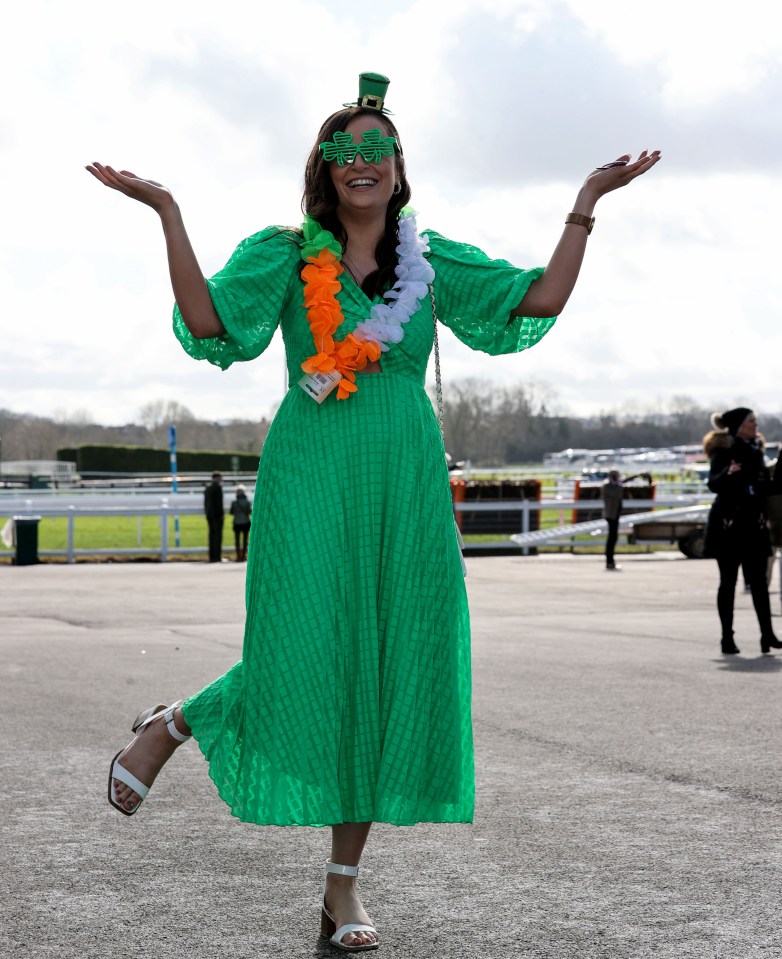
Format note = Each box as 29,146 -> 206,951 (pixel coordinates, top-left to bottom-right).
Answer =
301,250 -> 382,400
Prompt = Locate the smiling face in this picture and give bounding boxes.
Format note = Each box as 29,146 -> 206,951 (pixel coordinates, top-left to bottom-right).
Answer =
328,115 -> 399,218
737,412 -> 758,441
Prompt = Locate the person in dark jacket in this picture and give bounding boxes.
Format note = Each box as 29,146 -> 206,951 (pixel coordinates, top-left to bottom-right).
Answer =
703,408 -> 782,655
229,484 -> 252,562
204,471 -> 224,563
768,454 -> 782,610
601,470 -> 624,570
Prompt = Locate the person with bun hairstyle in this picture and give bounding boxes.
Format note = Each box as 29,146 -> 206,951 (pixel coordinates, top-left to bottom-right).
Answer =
229,483 -> 252,562
87,72 -> 660,951
703,408 -> 782,655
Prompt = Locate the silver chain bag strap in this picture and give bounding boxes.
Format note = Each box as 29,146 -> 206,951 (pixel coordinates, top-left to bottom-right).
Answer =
429,284 -> 467,576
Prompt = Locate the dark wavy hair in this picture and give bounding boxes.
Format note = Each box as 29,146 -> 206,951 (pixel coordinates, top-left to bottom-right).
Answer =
301,107 -> 412,299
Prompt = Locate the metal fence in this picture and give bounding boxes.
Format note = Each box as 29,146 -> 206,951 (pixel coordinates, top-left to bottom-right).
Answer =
0,493 -> 713,563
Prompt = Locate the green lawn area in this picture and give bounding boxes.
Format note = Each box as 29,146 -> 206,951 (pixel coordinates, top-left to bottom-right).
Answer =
0,514 -> 237,558
1,504 -> 672,562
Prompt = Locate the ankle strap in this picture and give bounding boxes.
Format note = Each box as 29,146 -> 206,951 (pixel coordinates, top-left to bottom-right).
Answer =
326,861 -> 359,877
164,702 -> 191,743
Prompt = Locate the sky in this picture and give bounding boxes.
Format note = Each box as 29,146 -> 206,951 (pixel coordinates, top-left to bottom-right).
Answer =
2,0 -> 781,426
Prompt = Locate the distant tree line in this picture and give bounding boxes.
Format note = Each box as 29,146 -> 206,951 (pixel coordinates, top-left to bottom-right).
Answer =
0,400 -> 271,464
436,381 -> 782,465
2,388 -> 780,467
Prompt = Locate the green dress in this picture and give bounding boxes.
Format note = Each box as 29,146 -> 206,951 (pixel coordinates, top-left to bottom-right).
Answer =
174,225 -> 555,827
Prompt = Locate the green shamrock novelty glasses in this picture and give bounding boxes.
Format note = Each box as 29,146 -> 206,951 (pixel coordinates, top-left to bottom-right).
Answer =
319,128 -> 398,166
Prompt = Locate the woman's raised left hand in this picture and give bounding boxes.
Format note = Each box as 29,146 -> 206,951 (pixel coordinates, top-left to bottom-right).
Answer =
580,151 -> 661,202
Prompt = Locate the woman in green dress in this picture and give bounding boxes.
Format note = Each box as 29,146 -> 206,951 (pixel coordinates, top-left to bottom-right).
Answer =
87,73 -> 660,952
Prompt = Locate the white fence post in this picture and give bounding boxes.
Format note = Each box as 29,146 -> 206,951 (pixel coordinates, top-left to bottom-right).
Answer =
160,499 -> 169,562
67,507 -> 75,564
521,499 -> 530,556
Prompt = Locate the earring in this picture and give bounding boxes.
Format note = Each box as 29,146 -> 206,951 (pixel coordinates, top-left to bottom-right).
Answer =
393,182 -> 402,195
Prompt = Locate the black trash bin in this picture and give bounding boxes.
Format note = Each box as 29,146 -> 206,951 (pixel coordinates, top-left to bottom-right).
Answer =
13,515 -> 41,566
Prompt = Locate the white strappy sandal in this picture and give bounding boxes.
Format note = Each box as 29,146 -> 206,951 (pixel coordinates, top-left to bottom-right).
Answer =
321,861 -> 379,952
108,701 -> 191,816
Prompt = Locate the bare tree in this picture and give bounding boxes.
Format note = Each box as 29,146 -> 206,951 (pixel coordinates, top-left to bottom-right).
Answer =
138,399 -> 195,431
138,399 -> 196,447
438,378 -> 563,464
53,408 -> 96,426
3,386 -> 780,469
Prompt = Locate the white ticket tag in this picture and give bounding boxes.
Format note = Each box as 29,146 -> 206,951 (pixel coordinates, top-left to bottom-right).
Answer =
298,369 -> 342,403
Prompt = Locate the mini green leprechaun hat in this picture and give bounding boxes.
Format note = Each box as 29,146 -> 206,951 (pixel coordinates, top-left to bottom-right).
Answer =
343,71 -> 392,113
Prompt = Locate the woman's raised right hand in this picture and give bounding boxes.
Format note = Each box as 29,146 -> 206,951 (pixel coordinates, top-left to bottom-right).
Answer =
85,163 -> 175,214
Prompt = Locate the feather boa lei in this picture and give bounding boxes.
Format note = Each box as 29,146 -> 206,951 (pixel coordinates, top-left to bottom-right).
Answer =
299,208 -> 435,400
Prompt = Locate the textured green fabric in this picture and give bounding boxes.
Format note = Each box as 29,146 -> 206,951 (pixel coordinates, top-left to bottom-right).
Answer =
176,225 -> 555,827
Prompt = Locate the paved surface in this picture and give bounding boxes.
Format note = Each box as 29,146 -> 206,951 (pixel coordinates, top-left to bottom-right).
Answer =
2,553 -> 782,958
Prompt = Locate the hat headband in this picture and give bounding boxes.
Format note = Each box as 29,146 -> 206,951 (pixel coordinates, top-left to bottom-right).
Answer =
342,71 -> 393,114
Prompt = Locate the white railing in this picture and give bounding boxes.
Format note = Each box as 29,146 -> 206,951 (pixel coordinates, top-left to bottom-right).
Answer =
0,486 -> 251,508
0,494 -> 714,564
0,460 -> 77,478
510,503 -> 711,550
453,497 -> 712,555
0,501 -> 208,563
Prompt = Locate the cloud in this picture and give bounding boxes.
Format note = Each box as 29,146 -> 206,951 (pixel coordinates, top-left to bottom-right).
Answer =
2,0 -> 781,429
567,0 -> 782,107
422,4 -> 782,184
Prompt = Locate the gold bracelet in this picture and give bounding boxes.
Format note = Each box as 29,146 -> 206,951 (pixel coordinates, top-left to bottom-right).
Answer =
565,212 -> 595,234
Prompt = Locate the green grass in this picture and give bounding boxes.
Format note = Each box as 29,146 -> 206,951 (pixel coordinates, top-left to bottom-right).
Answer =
1,515 -> 236,555
1,511 -> 674,562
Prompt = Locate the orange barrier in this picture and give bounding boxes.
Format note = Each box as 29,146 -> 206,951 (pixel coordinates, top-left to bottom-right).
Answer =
449,478 -> 542,535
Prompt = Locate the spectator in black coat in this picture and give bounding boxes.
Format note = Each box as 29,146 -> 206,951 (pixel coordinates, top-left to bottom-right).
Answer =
767,454 -> 782,610
601,470 -> 624,571
703,408 -> 782,655
229,484 -> 252,562
204,471 -> 224,563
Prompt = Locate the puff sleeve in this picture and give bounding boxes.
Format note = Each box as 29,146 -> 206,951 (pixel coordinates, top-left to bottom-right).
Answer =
173,226 -> 302,370
424,230 -> 556,355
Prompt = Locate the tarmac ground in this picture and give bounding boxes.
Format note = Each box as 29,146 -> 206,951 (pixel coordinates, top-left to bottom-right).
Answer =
3,552 -> 782,958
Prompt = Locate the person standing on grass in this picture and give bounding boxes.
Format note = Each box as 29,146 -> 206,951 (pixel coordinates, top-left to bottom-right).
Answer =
229,484 -> 252,562
204,471 -> 224,563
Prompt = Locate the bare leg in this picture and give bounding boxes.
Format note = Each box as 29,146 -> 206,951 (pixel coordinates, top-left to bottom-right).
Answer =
112,706 -> 191,812
325,822 -> 378,948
